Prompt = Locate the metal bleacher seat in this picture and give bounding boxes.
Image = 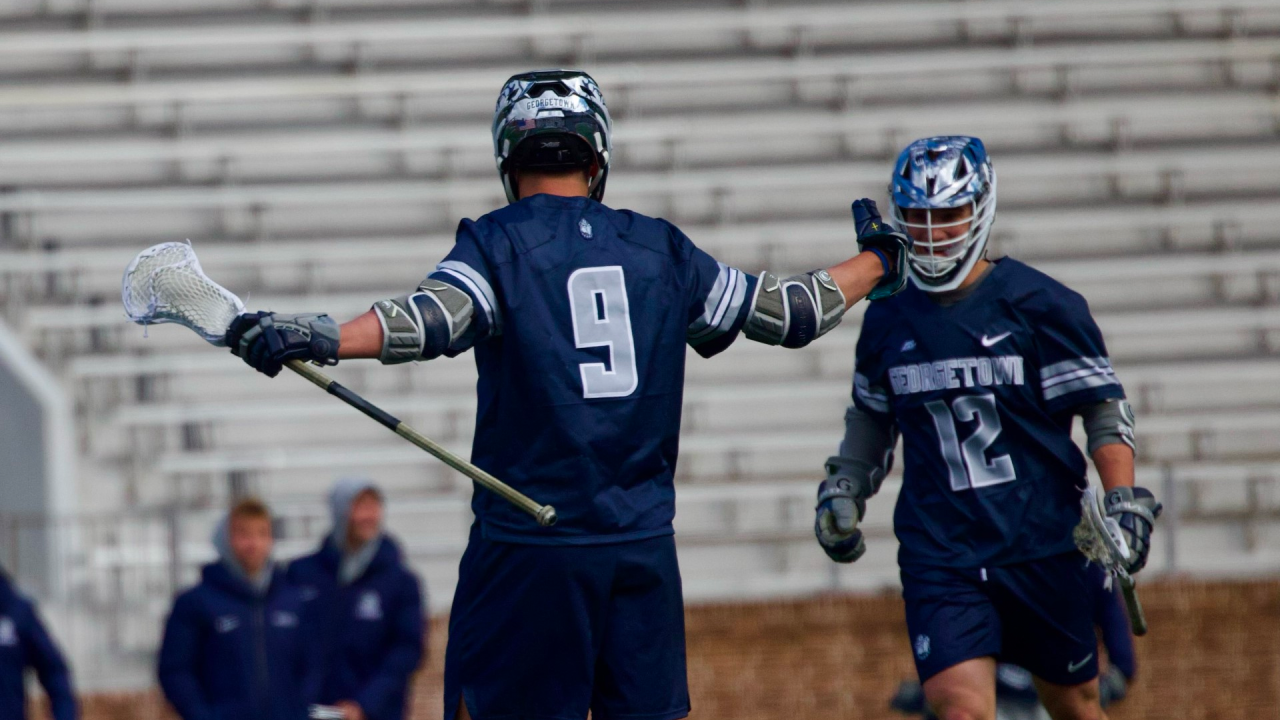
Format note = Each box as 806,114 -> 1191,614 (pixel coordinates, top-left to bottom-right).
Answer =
5,204 -> 1280,316
4,0 -> 1277,67
5,144 -> 1280,254
1,89 -> 1277,190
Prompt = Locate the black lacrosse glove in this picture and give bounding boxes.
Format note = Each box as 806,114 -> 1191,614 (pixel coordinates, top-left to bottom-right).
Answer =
1104,485 -> 1162,575
225,311 -> 340,378
814,457 -> 876,563
852,198 -> 913,300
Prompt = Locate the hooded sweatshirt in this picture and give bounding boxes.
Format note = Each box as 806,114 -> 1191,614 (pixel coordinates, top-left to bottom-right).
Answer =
158,516 -> 322,720
0,570 -> 77,720
287,479 -> 425,720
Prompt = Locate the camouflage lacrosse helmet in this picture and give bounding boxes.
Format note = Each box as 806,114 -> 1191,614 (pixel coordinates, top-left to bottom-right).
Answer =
492,69 -> 612,204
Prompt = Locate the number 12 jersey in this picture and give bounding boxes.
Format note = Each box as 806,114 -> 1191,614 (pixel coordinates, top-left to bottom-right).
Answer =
852,259 -> 1126,569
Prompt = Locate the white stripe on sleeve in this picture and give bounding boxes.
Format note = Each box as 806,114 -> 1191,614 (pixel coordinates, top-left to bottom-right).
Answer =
435,260 -> 502,335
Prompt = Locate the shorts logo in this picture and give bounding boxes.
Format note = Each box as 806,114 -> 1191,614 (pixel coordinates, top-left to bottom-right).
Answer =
215,615 -> 240,634
914,634 -> 931,660
901,339 -> 916,352
0,617 -> 16,646
355,591 -> 382,621
579,218 -> 594,239
1067,653 -> 1094,673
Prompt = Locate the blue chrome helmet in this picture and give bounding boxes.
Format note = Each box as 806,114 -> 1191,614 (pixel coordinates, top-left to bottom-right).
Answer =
492,69 -> 612,204
889,136 -> 997,293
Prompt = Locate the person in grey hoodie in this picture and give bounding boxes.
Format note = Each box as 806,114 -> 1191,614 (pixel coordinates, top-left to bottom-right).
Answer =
287,479 -> 425,720
158,498 -> 322,720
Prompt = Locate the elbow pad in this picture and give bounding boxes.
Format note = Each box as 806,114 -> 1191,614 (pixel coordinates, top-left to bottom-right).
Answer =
371,278 -> 475,364
1080,399 -> 1136,454
744,269 -> 847,348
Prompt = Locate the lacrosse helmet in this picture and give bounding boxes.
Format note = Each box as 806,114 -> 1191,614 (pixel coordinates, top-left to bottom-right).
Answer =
889,136 -> 997,293
492,69 -> 612,204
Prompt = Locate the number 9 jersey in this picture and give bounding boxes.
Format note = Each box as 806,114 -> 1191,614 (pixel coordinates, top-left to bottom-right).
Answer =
853,258 -> 1126,568
428,193 -> 756,545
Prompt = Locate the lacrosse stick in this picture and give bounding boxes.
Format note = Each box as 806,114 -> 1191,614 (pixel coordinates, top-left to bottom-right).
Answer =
121,241 -> 557,527
1074,487 -> 1146,636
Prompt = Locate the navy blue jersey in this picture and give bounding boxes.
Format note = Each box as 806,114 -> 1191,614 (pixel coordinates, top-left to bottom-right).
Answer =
854,259 -> 1124,568
429,194 -> 754,544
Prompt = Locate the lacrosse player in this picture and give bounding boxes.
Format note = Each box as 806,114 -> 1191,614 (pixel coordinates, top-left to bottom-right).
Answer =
814,136 -> 1161,720
224,69 -> 910,720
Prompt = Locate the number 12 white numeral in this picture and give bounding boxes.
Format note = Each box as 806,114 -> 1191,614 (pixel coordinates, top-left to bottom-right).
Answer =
925,394 -> 1017,491
568,266 -> 638,399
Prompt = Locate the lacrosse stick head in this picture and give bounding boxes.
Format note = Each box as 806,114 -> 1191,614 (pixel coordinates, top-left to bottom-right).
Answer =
122,241 -> 244,347
1074,487 -> 1133,588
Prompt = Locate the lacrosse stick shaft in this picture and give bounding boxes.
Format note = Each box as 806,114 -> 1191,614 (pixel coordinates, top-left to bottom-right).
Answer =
285,359 -> 557,527
1118,575 -> 1148,636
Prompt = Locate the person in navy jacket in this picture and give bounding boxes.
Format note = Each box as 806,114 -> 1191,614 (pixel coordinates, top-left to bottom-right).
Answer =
0,566 -> 77,720
158,498 -> 322,720
288,479 -> 425,720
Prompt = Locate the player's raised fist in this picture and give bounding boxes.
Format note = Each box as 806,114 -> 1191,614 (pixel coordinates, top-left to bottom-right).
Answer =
851,198 -> 912,300
1105,486 -> 1162,574
226,311 -> 340,378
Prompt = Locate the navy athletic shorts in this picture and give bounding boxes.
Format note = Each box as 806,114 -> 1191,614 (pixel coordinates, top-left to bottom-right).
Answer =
443,525 -> 689,720
900,550 -> 1100,687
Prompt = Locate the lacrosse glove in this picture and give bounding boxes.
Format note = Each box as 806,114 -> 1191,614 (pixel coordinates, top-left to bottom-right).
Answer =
852,198 -> 913,300
814,456 -> 878,563
226,311 -> 340,378
1105,486 -> 1163,574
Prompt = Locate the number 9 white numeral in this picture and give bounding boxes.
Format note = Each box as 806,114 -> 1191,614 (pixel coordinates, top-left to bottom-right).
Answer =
568,266 -> 638,399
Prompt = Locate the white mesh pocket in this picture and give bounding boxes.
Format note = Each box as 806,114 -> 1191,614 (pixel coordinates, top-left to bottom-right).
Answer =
122,242 -> 245,346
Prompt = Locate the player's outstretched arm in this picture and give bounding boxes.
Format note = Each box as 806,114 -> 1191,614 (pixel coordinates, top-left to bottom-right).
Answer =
227,276 -> 476,375
337,310 -> 384,359
825,252 -> 889,310
735,199 -> 911,350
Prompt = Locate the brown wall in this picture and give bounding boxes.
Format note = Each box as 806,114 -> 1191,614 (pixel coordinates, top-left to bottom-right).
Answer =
70,579 -> 1279,720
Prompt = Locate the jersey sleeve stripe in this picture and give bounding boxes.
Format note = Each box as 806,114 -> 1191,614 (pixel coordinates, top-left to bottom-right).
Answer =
434,260 -> 502,335
1041,372 -> 1121,400
688,264 -> 747,345
1041,366 -> 1115,390
1040,357 -> 1111,380
854,372 -> 891,413
688,263 -> 731,335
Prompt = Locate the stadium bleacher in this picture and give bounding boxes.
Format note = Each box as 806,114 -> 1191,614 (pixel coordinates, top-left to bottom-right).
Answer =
2,0 -> 1279,689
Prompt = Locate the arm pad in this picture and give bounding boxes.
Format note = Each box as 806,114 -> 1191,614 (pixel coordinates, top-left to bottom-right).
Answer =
743,269 -> 847,348
372,278 -> 474,364
1080,399 -> 1136,455
838,405 -> 898,480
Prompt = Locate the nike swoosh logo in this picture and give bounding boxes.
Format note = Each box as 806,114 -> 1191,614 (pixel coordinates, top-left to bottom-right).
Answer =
1067,653 -> 1094,673
981,332 -> 1012,347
